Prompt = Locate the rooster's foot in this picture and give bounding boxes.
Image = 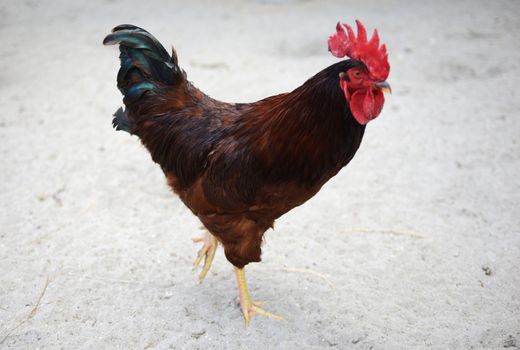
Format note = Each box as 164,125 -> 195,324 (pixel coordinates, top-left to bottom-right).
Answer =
234,267 -> 284,326
192,230 -> 218,281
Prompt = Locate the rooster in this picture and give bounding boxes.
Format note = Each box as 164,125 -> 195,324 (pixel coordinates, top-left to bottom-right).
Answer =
103,20 -> 391,325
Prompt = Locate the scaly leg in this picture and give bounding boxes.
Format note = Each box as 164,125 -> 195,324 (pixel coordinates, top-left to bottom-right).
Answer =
192,230 -> 218,281
234,267 -> 284,326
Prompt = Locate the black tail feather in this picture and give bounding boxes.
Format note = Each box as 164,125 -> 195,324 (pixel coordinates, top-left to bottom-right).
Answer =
104,25 -> 183,124
112,107 -> 135,134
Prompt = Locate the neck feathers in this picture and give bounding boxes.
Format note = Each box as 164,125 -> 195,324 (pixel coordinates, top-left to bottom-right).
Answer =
244,60 -> 366,186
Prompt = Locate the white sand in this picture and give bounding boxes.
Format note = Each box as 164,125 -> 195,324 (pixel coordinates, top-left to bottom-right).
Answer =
1,0 -> 519,348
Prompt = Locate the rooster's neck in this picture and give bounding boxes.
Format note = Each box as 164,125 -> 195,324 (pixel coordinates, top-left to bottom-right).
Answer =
242,60 -> 366,187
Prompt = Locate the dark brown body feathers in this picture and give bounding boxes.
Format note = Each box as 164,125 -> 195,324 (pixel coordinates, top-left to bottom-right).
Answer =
127,60 -> 365,268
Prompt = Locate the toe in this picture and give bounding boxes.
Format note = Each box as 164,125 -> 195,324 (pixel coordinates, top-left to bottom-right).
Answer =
251,305 -> 285,321
193,245 -> 208,267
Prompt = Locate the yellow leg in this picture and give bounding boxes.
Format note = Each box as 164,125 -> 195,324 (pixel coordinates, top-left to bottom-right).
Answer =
234,267 -> 284,326
192,230 -> 218,281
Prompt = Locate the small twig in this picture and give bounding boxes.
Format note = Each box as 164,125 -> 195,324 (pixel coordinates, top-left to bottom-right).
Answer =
0,276 -> 49,345
84,275 -> 148,285
0,320 -> 24,345
282,267 -> 335,288
258,266 -> 335,289
65,273 -> 147,285
28,277 -> 49,319
63,269 -> 185,286
342,227 -> 426,239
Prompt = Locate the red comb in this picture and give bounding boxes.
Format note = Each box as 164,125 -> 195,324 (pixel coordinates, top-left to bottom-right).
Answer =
328,20 -> 390,81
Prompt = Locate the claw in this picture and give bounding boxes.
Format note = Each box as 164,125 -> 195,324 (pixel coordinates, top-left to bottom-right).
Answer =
192,230 -> 218,281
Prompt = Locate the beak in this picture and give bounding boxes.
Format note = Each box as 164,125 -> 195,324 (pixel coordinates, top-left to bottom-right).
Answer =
374,81 -> 392,94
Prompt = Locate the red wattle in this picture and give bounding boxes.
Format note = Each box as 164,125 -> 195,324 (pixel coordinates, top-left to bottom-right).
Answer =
349,89 -> 385,125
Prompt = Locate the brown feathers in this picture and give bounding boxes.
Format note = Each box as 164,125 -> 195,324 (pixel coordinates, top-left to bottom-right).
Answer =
128,59 -> 366,268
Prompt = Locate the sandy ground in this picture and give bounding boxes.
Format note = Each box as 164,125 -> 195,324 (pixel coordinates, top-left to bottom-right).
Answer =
1,0 -> 519,348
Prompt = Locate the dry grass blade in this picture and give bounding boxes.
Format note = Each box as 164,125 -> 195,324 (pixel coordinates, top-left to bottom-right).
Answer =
258,266 -> 335,288
28,277 -> 49,319
343,227 -> 427,239
0,276 -> 49,345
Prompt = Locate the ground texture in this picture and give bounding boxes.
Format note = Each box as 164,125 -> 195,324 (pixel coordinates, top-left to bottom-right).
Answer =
1,0 -> 519,349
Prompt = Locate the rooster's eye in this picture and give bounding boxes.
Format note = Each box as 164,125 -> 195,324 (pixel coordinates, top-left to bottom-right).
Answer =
352,70 -> 363,79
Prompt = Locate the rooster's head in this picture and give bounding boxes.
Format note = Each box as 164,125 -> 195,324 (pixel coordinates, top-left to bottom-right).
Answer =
328,20 -> 391,125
